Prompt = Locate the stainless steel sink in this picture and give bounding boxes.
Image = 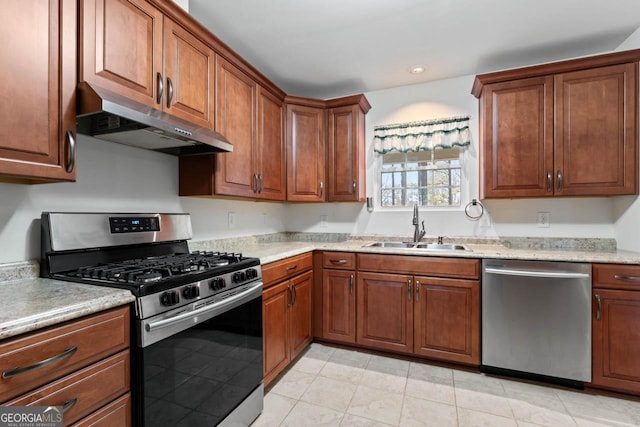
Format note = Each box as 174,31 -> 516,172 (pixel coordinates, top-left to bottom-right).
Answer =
363,242 -> 471,251
363,241 -> 415,248
414,243 -> 470,251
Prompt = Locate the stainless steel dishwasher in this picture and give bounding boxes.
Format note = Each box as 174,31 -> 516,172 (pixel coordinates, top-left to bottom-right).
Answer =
482,259 -> 592,385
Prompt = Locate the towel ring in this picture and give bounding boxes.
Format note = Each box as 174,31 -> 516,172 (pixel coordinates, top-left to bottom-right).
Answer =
465,199 -> 484,221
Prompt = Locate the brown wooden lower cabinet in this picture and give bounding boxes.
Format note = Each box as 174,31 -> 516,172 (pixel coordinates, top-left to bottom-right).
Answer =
263,270 -> 312,385
414,277 -> 480,365
592,288 -> 640,394
322,269 -> 356,343
318,253 -> 481,366
357,272 -> 414,354
71,392 -> 131,427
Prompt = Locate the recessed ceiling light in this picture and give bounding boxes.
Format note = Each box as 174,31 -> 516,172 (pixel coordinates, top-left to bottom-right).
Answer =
409,65 -> 427,74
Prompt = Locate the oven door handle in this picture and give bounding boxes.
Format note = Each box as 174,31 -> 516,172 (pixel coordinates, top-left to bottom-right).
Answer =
145,281 -> 263,333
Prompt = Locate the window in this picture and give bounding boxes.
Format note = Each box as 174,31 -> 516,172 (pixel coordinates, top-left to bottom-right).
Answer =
380,148 -> 461,207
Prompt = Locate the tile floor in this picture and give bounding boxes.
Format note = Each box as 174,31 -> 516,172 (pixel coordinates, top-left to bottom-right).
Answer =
251,343 -> 640,427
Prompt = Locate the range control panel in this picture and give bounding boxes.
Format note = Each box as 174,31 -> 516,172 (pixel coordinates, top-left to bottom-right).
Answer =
109,216 -> 160,234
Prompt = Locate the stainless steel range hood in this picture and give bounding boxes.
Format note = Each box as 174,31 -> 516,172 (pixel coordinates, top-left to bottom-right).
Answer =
76,82 -> 233,155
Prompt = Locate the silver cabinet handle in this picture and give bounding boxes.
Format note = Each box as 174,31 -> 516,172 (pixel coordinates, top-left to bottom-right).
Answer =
408,279 -> 412,301
63,397 -> 78,413
65,131 -> 76,173
258,174 -> 263,193
349,274 -> 354,294
352,180 -> 357,195
557,170 -> 563,191
167,77 -> 174,108
253,173 -> 258,193
319,181 -> 324,197
595,294 -> 602,320
614,274 -> 640,282
415,280 -> 420,302
287,284 -> 292,307
2,346 -> 78,379
330,259 -> 348,265
156,72 -> 164,104
292,284 -> 297,306
484,266 -> 589,279
547,170 -> 552,192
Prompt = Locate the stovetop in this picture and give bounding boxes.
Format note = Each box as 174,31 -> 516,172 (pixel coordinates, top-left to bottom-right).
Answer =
54,251 -> 260,296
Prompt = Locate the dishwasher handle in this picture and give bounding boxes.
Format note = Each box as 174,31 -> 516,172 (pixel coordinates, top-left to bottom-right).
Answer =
484,266 -> 590,279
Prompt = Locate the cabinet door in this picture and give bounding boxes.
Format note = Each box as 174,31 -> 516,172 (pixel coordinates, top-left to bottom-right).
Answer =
322,269 -> 356,344
357,272 -> 413,353
215,57 -> 257,198
262,281 -> 290,384
163,18 -> 215,129
480,76 -> 554,198
80,0 -> 163,108
413,277 -> 480,365
256,87 -> 286,201
555,64 -> 637,196
289,271 -> 313,360
592,289 -> 640,394
286,104 -> 326,201
0,0 -> 76,182
328,105 -> 365,201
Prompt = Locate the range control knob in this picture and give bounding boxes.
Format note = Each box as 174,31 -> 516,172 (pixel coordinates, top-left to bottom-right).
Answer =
210,277 -> 226,291
160,290 -> 180,306
182,285 -> 200,299
232,271 -> 246,284
245,268 -> 258,280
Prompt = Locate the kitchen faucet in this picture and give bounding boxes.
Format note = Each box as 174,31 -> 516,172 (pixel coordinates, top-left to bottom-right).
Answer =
412,204 -> 425,243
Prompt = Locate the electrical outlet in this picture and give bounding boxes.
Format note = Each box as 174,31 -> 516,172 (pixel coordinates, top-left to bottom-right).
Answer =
537,211 -> 550,228
262,213 -> 267,225
320,215 -> 329,228
228,212 -> 237,229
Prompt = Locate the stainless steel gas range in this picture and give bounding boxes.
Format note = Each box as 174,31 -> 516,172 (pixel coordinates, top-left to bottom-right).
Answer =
40,212 -> 264,427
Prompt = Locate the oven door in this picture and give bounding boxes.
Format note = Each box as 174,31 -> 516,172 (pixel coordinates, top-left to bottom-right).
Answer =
135,281 -> 263,427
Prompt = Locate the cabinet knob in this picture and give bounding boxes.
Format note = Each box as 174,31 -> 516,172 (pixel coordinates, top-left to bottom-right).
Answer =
319,181 -> 324,197
352,180 -> 357,194
546,171 -> 552,192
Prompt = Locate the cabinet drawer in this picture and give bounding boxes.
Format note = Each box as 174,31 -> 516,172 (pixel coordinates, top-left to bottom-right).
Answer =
71,392 -> 131,427
358,254 -> 480,279
7,350 -> 130,426
0,306 -> 130,403
322,252 -> 356,269
594,264 -> 640,290
262,253 -> 313,287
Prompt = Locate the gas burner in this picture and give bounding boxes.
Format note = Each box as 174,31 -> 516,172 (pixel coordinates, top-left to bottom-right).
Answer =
136,271 -> 164,283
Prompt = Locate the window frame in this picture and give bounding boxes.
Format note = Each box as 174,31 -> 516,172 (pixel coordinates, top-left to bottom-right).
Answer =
376,148 -> 467,211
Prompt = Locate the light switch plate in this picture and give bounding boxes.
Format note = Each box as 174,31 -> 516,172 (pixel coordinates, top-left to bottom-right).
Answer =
228,212 -> 237,229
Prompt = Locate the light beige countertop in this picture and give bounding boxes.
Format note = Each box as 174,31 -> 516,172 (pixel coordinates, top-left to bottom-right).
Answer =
229,240 -> 640,265
2,234 -> 638,341
0,277 -> 134,340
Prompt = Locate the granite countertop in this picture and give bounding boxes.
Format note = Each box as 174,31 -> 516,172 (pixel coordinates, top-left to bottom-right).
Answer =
0,277 -> 134,340
229,240 -> 640,265
2,234 -> 638,341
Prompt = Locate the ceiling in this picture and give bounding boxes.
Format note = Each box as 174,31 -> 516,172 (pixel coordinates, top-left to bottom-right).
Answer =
188,0 -> 640,99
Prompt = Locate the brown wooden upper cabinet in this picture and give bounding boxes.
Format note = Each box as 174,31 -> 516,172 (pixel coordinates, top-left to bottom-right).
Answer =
285,95 -> 371,203
0,0 -> 77,182
473,50 -> 640,199
179,59 -> 286,201
80,0 -> 215,129
327,96 -> 371,202
286,100 -> 327,202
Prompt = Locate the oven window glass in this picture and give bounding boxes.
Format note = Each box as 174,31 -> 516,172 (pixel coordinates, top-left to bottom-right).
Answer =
141,296 -> 262,427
